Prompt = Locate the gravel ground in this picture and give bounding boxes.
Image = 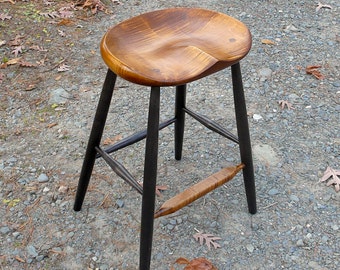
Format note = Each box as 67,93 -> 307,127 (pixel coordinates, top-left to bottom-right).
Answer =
0,0 -> 339,269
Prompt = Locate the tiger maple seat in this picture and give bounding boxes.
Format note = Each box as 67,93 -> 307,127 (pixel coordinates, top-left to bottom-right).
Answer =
100,8 -> 251,86
74,7 -> 256,270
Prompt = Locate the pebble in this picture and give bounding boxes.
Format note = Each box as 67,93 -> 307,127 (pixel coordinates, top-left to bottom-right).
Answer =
258,67 -> 273,81
268,188 -> 279,195
116,199 -> 124,208
296,239 -> 304,247
246,244 -> 255,253
253,114 -> 263,121
27,245 -> 39,258
290,195 -> 299,202
37,173 -> 49,183
0,226 -> 10,234
48,88 -> 71,104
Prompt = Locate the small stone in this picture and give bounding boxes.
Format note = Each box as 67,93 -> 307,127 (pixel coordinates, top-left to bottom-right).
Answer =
38,173 -> 49,183
43,187 -> 50,193
27,245 -> 39,258
166,224 -> 174,230
169,219 -> 177,225
290,195 -> 299,202
116,199 -> 124,208
99,264 -> 109,270
246,244 -> 254,253
296,239 -> 304,247
36,255 -> 45,262
0,226 -> 11,234
253,114 -> 263,121
49,87 -> 71,104
331,224 -> 338,231
58,185 -> 69,193
258,67 -> 273,81
268,188 -> 279,195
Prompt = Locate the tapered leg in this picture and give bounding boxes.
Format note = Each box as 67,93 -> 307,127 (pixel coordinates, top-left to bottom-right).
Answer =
140,86 -> 160,270
231,63 -> 257,214
74,69 -> 117,211
174,84 -> 186,160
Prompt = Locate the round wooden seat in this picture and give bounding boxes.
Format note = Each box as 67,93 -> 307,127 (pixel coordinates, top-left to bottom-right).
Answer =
100,7 -> 252,86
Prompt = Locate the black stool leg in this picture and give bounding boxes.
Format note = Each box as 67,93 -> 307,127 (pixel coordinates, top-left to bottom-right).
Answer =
174,84 -> 186,160
74,69 -> 117,211
231,63 -> 257,214
140,86 -> 160,270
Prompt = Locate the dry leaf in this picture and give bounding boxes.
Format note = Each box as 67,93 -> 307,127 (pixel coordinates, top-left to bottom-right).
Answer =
57,18 -> 74,26
305,65 -> 325,80
75,0 -> 107,14
261,39 -> 276,45
320,167 -> 340,192
11,46 -> 24,57
0,0 -> 15,3
173,257 -> 217,270
138,181 -> 168,197
9,35 -> 24,46
193,230 -> 221,250
278,100 -> 293,110
316,2 -> 332,12
0,72 -> 4,84
103,135 -> 122,145
20,60 -> 37,67
57,63 -> 70,72
0,13 -> 12,21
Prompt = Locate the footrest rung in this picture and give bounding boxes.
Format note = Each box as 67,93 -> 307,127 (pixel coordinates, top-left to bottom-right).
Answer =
154,163 -> 244,218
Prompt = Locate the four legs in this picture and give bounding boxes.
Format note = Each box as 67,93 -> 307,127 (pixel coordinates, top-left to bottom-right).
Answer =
231,63 -> 257,214
74,62 -> 256,268
74,69 -> 117,211
140,87 -> 160,270
174,84 -> 187,160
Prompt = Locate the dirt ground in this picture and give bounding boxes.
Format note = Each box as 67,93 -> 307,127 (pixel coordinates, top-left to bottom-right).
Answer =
0,0 -> 339,269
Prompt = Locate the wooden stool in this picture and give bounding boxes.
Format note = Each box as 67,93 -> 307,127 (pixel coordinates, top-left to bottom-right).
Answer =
74,7 -> 256,269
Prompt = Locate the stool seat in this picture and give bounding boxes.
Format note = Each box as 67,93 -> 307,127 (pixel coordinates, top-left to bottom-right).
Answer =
100,8 -> 252,86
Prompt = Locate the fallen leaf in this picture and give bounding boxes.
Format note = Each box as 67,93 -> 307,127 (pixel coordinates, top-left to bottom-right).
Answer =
103,135 -> 122,145
0,72 -> 4,83
29,45 -> 47,52
9,35 -> 24,46
278,100 -> 293,110
25,84 -> 37,91
305,65 -> 325,80
193,230 -> 221,250
261,39 -> 276,45
320,167 -> 340,192
58,29 -> 66,37
0,0 -> 15,3
1,57 -> 22,68
57,18 -> 74,26
47,123 -> 58,128
40,11 -> 60,19
316,2 -> 332,12
57,63 -> 70,72
0,40 -> 6,46
173,257 -> 217,270
20,60 -> 37,67
75,0 -> 107,14
138,182 -> 168,197
11,46 -> 24,57
0,13 -> 12,21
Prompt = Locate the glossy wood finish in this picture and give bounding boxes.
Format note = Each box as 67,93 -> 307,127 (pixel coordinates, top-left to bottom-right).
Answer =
101,8 -> 251,86
154,164 -> 245,218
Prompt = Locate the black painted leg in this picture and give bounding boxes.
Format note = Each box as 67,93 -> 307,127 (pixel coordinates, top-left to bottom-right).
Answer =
231,63 -> 257,214
139,86 -> 160,270
174,84 -> 186,160
74,69 -> 117,211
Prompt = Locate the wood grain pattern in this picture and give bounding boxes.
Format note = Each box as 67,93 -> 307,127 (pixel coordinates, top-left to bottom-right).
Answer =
101,8 -> 251,86
154,163 -> 244,218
